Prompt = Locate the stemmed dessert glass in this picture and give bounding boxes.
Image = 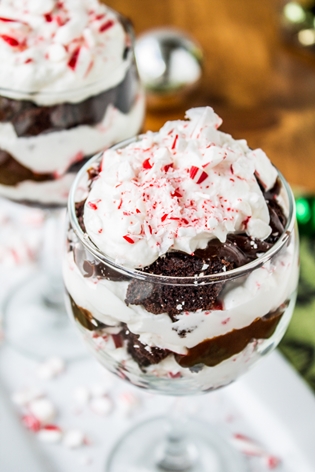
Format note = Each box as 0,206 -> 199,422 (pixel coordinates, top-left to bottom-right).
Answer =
64,137 -> 299,471
0,12 -> 144,359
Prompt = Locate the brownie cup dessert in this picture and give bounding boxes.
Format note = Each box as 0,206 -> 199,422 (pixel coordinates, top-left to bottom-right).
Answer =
64,107 -> 299,393
0,0 -> 144,207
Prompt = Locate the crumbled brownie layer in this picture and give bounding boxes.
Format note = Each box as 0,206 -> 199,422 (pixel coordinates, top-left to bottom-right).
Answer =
125,254 -> 233,319
0,151 -> 92,187
121,325 -> 170,369
0,63 -> 138,138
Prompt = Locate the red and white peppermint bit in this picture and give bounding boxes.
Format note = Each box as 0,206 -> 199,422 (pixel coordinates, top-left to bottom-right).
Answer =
189,166 -> 208,184
231,433 -> 281,468
22,415 -> 41,432
118,391 -> 141,416
38,425 -> 62,443
36,356 -> 65,380
63,429 -> 86,449
28,398 -> 56,425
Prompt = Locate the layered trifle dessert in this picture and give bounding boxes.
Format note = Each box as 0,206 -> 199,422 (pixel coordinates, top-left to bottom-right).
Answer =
64,107 -> 299,392
0,0 -> 144,207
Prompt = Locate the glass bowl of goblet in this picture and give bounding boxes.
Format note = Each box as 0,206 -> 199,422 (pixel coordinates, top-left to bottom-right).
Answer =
64,140 -> 299,471
0,9 -> 145,359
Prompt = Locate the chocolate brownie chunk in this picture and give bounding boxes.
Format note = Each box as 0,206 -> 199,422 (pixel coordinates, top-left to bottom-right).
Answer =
125,254 -> 233,319
121,325 -> 170,369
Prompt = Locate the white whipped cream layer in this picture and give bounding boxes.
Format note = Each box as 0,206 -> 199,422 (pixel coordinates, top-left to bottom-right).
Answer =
0,0 -> 129,104
63,230 -> 298,354
84,107 -> 278,269
0,94 -> 145,204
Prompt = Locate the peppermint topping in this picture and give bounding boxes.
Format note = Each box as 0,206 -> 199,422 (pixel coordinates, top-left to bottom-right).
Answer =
84,107 -> 278,268
0,0 -> 128,104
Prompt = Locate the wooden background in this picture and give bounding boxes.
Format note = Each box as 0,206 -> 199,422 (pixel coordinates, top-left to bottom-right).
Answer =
104,0 -> 315,191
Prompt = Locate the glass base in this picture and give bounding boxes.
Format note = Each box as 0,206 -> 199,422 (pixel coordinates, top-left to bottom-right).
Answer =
3,272 -> 86,360
106,416 -> 248,472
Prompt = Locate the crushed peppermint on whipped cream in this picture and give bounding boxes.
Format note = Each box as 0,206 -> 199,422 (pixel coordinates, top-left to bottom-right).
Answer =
84,107 -> 279,268
0,0 -> 128,103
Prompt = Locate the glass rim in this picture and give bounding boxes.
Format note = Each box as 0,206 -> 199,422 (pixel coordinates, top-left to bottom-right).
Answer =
0,9 -> 134,99
68,135 -> 296,285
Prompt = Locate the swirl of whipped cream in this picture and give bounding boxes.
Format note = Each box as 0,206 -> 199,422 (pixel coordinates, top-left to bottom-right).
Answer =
84,107 -> 278,268
0,0 -> 129,104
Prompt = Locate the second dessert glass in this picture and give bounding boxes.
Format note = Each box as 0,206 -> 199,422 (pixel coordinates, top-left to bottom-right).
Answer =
64,137 -> 299,471
0,8 -> 145,359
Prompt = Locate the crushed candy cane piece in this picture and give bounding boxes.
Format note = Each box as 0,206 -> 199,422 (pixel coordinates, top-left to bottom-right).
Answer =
118,391 -> 141,416
29,398 -> 56,424
63,429 -> 86,449
22,414 -> 41,432
38,425 -> 62,443
36,356 -> 65,380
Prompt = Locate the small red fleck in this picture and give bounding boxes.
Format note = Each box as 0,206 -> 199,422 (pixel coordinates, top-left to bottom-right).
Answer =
230,178 -> 235,182
42,424 -> 61,432
163,163 -> 173,172
171,134 -> 178,150
204,311 -> 211,315
88,202 -> 98,210
148,225 -> 152,234
172,189 -> 182,198
142,158 -> 152,169
95,14 -> 105,20
221,317 -> 230,325
22,415 -> 41,432
0,17 -> 16,22
44,13 -> 53,22
168,372 -> 181,379
98,228 -> 103,234
117,199 -> 123,209
161,214 -> 168,222
136,208 -> 141,214
230,164 -> 234,174
181,218 -> 189,225
242,216 -> 251,229
123,235 -> 135,244
112,333 -> 123,348
99,19 -> 114,32
0,35 -> 19,47
24,58 -> 33,64
196,170 -> 208,184
266,456 -> 281,470
68,47 -> 80,70
189,166 -> 199,179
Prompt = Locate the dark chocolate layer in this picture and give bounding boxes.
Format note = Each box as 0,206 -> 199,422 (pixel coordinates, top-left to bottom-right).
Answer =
0,63 -> 138,138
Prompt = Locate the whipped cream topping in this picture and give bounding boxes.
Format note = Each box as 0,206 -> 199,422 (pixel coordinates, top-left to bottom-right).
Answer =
0,0 -> 129,104
84,107 -> 278,268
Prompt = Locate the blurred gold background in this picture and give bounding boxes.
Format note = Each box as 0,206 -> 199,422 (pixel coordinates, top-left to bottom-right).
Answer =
103,0 -> 315,191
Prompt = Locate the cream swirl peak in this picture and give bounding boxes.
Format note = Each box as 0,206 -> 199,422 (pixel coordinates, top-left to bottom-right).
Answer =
0,0 -> 129,104
84,107 -> 279,268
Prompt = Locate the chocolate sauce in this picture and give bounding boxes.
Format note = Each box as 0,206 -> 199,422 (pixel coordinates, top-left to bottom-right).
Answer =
175,304 -> 286,368
68,294 -> 105,331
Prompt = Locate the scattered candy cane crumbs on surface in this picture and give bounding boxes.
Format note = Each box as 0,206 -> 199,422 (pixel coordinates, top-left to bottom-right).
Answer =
36,356 -> 65,380
63,429 -> 86,449
231,433 -> 281,469
37,425 -> 62,443
28,398 -> 56,425
118,391 -> 141,416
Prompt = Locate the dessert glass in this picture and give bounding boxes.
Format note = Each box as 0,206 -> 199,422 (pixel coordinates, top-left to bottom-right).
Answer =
64,137 -> 299,471
1,11 -> 145,359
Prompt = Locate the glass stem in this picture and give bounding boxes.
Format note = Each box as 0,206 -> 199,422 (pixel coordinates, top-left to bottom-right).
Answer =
156,399 -> 197,471
39,208 -> 66,308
